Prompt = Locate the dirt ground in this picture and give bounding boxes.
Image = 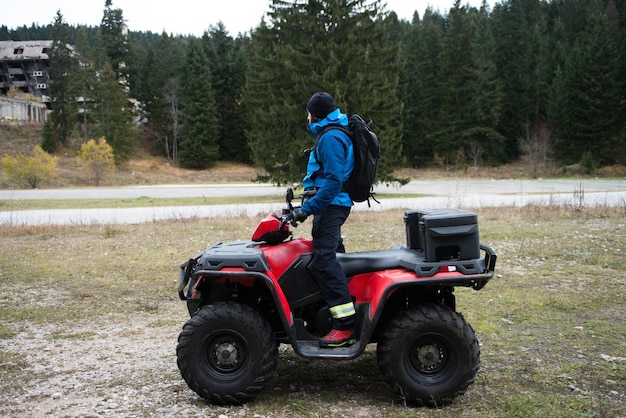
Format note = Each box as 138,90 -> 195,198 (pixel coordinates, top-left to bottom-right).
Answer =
0,303 -> 193,417
0,300 -> 405,418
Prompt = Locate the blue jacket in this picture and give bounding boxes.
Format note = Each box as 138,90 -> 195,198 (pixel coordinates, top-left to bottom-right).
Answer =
301,109 -> 354,215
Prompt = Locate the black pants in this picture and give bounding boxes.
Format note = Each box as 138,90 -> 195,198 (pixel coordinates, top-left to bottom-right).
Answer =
310,204 -> 354,330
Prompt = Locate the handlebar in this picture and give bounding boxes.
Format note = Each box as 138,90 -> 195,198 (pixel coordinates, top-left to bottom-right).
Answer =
279,208 -> 301,228
281,186 -> 315,227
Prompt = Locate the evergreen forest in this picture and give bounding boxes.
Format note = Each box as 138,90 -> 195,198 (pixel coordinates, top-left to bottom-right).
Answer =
2,0 -> 625,184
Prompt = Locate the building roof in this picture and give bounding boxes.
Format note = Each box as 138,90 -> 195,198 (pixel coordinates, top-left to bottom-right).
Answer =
0,40 -> 53,61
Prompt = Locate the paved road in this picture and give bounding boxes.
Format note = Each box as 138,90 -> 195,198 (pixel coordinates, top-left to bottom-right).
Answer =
0,183 -> 285,200
1,179 -> 625,226
2,178 -> 625,200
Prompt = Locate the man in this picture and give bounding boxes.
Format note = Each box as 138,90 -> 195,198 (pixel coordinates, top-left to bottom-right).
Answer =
291,92 -> 356,347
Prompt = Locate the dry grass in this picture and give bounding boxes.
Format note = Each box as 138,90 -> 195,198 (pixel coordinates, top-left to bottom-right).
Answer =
0,124 -> 42,156
0,204 -> 625,417
0,125 -> 264,188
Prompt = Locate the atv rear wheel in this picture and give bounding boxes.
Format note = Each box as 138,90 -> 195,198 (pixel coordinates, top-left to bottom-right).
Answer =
377,304 -> 479,406
176,302 -> 278,405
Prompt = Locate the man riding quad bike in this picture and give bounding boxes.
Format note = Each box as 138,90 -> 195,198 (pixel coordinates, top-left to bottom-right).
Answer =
176,188 -> 496,406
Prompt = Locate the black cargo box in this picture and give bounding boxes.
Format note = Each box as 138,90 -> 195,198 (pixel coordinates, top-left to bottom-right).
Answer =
404,208 -> 480,262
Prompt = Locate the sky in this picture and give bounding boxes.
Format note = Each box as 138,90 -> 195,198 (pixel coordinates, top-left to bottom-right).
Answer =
3,0 -> 494,37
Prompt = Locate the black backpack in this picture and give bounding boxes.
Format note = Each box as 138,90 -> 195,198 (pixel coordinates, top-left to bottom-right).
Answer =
314,114 -> 381,203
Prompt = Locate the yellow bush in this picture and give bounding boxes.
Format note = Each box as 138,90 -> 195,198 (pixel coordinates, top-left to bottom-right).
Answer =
77,137 -> 116,186
1,146 -> 58,188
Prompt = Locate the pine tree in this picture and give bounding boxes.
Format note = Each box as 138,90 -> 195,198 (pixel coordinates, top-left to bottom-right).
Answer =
245,0 -> 403,184
94,62 -> 136,162
74,27 -> 98,143
491,0 -> 550,162
135,32 -> 185,159
435,1 -> 475,168
46,10 -> 78,149
607,0 -> 626,163
400,13 -> 424,168
401,9 -> 444,168
126,30 -> 161,102
100,0 -> 129,82
465,1 -> 505,167
84,0 -> 137,163
549,7 -> 624,165
202,24 -> 249,162
178,38 -> 220,169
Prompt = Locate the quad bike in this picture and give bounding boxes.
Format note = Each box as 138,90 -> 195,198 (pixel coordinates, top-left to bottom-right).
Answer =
176,188 -> 497,406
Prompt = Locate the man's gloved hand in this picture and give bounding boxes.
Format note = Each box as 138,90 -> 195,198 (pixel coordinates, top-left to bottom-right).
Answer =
291,208 -> 308,223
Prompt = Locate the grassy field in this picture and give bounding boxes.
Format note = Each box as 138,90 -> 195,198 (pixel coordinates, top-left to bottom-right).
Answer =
0,202 -> 625,417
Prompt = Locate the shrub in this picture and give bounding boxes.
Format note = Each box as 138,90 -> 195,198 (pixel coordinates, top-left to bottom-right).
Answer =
76,137 -> 116,185
580,151 -> 596,175
1,146 -> 58,188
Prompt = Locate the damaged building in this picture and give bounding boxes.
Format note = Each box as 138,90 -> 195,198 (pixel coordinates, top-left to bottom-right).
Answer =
0,40 -> 52,123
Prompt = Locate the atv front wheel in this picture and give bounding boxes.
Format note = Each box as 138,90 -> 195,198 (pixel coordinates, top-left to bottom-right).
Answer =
176,302 -> 278,405
377,304 -> 479,406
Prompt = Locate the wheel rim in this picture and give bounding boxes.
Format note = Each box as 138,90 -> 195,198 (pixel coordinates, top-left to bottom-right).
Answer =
407,334 -> 453,384
203,331 -> 248,380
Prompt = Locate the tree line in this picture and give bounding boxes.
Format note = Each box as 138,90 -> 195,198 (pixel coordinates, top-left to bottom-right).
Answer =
2,0 -> 625,184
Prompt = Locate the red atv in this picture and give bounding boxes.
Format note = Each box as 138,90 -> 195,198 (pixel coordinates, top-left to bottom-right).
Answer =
176,188 -> 496,406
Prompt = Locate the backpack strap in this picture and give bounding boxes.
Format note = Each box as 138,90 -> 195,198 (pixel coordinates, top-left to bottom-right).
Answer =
310,125 -> 350,180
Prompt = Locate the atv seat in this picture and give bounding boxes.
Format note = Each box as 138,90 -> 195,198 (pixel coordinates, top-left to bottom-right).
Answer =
337,247 -> 423,277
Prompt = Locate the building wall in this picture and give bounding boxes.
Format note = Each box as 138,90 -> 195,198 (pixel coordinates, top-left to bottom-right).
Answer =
0,97 -> 48,123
